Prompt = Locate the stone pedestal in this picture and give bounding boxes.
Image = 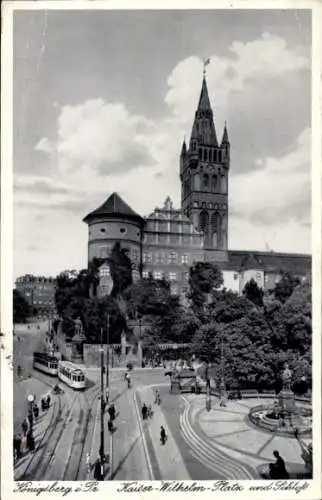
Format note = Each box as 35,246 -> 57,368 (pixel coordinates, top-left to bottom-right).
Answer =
278,390 -> 296,412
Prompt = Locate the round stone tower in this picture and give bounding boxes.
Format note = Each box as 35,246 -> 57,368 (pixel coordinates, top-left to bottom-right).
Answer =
83,192 -> 145,279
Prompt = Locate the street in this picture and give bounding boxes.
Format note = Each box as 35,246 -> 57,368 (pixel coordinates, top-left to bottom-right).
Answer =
13,324 -> 308,481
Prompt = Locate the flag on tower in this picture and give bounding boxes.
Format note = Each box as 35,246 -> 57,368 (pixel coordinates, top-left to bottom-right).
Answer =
204,57 -> 210,66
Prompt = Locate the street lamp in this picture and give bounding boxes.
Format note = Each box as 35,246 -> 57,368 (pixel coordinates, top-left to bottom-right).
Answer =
219,333 -> 227,407
99,328 -> 105,479
27,394 -> 35,435
205,362 -> 212,411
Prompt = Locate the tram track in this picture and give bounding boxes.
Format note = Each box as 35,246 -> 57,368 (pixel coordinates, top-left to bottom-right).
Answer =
30,393 -> 78,481
15,367 -> 101,481
63,387 -> 100,480
17,391 -> 64,480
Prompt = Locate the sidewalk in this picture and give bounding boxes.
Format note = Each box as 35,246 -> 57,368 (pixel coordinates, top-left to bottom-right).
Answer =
14,398 -> 56,479
136,386 -> 190,480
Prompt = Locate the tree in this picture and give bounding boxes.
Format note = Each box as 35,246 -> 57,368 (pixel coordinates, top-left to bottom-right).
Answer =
82,295 -> 125,344
243,278 -> 264,307
13,289 -> 31,323
273,272 -> 301,303
124,275 -> 172,318
188,262 -> 223,315
108,242 -> 133,300
209,289 -> 255,324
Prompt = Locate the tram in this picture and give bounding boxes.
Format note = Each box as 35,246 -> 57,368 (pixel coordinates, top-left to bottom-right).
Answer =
33,352 -> 58,376
57,360 -> 86,390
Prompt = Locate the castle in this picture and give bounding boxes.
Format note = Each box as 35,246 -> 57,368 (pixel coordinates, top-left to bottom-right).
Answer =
83,74 -> 310,298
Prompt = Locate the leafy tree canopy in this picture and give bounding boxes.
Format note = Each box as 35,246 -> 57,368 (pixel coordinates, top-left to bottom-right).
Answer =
242,278 -> 264,307
13,289 -> 31,323
188,262 -> 224,314
273,272 -> 301,303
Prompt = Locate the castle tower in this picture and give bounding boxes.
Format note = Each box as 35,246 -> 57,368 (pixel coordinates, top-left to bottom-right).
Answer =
180,72 -> 230,261
83,192 -> 145,282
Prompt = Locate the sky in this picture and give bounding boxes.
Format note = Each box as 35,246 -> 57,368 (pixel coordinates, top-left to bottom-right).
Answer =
13,8 -> 312,280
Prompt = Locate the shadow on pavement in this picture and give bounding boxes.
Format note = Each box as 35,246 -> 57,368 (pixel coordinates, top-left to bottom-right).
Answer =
111,387 -> 128,404
111,436 -> 139,480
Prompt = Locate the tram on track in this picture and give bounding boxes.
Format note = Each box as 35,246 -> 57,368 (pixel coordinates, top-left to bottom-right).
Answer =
33,352 -> 59,376
58,360 -> 86,390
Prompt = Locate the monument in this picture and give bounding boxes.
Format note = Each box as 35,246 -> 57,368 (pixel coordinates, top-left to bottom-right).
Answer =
71,317 -> 86,363
278,362 -> 295,412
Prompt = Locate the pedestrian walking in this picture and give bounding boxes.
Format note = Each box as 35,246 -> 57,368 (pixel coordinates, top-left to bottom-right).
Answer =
86,453 -> 91,473
147,404 -> 153,418
105,388 -> 109,404
141,403 -> 148,420
41,398 -> 46,412
155,389 -> 161,405
13,434 -> 22,461
21,419 -> 28,436
108,419 -> 114,433
160,425 -> 167,445
46,394 -> 51,408
93,459 -> 103,481
26,431 -> 35,452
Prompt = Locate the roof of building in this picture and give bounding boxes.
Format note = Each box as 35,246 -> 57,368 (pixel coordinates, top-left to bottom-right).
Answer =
83,192 -> 144,225
226,250 -> 311,274
190,76 -> 218,147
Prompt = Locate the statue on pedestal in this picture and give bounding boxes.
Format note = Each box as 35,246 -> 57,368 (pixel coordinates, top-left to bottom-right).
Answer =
282,363 -> 292,391
279,362 -> 295,412
72,317 -> 85,360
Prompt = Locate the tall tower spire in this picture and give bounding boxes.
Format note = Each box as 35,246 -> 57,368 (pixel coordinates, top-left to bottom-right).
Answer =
180,61 -> 230,262
190,66 -> 218,147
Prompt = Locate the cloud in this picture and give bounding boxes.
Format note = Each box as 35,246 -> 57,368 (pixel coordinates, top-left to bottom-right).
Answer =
230,127 -> 311,225
14,178 -> 69,195
14,31 -> 311,277
36,99 -> 156,178
34,137 -> 54,154
165,33 -> 309,122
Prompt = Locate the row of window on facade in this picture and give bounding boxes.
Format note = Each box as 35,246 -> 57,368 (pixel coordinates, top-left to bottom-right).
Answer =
183,173 -> 227,198
143,252 -> 190,265
190,143 -> 226,163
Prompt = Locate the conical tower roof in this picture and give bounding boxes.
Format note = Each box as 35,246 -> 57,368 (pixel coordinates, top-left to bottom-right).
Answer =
198,76 -> 212,111
190,76 -> 218,146
180,139 -> 187,156
221,122 -> 229,145
83,192 -> 144,225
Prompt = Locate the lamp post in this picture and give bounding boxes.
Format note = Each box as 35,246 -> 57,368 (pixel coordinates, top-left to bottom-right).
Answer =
99,328 -> 105,478
106,314 -> 109,390
219,333 -> 227,407
27,394 -> 35,435
205,362 -> 211,411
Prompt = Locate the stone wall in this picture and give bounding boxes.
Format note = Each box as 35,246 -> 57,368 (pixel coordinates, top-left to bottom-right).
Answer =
83,344 -> 123,368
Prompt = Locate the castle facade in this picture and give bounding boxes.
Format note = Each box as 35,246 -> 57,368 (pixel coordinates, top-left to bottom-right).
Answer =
83,75 -> 310,297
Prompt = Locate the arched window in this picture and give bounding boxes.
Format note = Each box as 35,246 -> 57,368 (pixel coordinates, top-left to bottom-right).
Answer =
198,148 -> 202,159
211,175 -> 217,192
193,173 -> 200,190
221,175 -> 227,193
199,210 -> 209,235
210,212 -> 219,248
219,150 -> 222,162
203,173 -> 209,189
203,149 -> 207,161
221,214 -> 228,249
214,150 -> 217,162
